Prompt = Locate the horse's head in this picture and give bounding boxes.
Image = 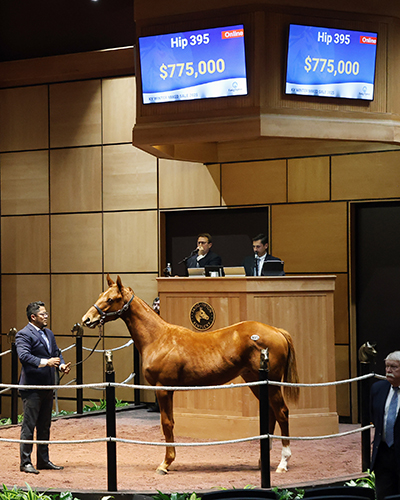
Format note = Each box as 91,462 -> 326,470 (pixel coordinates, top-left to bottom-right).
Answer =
82,274 -> 134,328
195,307 -> 209,322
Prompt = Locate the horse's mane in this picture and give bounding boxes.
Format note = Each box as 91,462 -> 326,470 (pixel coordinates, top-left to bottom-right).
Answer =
131,292 -> 169,323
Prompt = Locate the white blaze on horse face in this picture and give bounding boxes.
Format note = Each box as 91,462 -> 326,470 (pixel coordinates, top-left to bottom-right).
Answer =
251,334 -> 260,341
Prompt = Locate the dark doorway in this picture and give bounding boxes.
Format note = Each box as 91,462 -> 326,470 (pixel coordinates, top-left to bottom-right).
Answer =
354,201 -> 400,374
163,207 -> 270,276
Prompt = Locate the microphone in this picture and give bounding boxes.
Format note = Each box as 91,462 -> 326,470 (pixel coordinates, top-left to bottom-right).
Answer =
254,253 -> 260,276
190,247 -> 199,256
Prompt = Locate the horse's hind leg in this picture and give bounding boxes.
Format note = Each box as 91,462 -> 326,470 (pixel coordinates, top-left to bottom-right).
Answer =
245,377 -> 280,468
269,386 -> 291,473
156,389 -> 176,474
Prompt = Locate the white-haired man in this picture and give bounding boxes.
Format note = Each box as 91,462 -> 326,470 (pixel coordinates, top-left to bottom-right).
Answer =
371,351 -> 400,500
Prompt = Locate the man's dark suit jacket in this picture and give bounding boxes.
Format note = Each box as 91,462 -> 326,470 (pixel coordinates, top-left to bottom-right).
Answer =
15,323 -> 65,387
186,251 -> 222,269
242,254 -> 284,276
370,379 -> 400,469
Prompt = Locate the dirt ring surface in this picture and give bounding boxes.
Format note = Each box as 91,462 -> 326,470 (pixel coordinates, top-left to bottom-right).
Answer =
0,408 -> 364,494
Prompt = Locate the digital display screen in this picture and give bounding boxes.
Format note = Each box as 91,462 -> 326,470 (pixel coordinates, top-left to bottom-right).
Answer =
285,24 -> 378,100
138,25 -> 247,104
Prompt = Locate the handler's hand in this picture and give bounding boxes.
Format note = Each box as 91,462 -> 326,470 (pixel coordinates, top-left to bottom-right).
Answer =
47,357 -> 61,367
60,362 -> 71,375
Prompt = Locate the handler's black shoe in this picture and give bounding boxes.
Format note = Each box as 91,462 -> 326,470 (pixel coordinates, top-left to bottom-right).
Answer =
20,463 -> 40,474
37,461 -> 64,470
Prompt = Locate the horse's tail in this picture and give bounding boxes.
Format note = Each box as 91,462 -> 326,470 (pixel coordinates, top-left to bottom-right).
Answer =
277,328 -> 300,403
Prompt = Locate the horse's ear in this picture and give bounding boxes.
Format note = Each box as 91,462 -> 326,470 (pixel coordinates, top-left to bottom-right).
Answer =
116,275 -> 123,291
107,274 -> 114,287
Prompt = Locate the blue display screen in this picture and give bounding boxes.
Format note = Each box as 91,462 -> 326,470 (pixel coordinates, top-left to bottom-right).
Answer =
285,24 -> 378,100
138,25 -> 247,104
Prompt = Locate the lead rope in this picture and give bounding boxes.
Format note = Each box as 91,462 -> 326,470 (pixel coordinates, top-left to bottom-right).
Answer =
58,324 -> 103,381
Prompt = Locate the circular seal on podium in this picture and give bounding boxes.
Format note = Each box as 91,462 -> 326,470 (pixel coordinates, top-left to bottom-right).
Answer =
189,301 -> 215,330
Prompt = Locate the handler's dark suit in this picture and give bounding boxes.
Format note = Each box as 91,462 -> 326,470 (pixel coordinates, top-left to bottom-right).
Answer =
370,379 -> 400,500
16,323 -> 65,468
186,251 -> 222,269
242,254 -> 284,276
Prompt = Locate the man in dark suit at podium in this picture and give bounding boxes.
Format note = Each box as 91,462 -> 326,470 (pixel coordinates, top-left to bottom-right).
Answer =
16,301 -> 71,474
371,351 -> 400,500
186,233 -> 222,269
242,233 -> 284,276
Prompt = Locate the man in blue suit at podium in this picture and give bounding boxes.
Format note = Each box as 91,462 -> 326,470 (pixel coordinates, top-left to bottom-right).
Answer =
16,301 -> 71,474
186,233 -> 222,269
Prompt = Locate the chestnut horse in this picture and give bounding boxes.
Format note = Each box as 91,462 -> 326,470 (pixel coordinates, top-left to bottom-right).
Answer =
82,275 -> 300,474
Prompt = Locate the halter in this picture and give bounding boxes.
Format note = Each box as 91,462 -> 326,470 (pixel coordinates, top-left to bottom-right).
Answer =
93,293 -> 134,325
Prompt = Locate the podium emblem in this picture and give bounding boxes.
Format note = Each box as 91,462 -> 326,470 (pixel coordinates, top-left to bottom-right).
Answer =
190,302 -> 215,330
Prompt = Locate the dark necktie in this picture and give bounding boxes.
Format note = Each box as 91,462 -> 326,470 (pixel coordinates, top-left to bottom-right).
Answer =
40,329 -> 50,350
254,257 -> 260,276
386,387 -> 399,447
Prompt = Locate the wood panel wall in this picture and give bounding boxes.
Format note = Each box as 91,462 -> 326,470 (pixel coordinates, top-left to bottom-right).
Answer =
2,52 -> 400,420
0,76 -> 159,412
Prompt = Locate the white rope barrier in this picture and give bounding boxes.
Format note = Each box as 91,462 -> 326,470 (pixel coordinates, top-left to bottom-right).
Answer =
0,337 -> 132,358
82,339 -> 134,353
0,424 -> 374,447
0,437 -> 107,445
61,344 -> 76,353
121,372 -> 135,384
90,372 -> 135,390
268,372 -> 375,387
114,380 -> 268,391
0,371 -> 380,392
0,370 -> 378,450
0,382 -> 108,390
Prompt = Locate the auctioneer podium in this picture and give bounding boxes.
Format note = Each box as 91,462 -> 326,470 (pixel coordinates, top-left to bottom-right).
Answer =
157,276 -> 338,440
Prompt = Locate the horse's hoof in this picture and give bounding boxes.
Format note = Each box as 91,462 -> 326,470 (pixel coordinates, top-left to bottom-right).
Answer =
275,467 -> 288,473
156,468 -> 168,475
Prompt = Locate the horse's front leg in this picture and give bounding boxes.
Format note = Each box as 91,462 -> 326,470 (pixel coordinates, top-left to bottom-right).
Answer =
156,389 -> 176,475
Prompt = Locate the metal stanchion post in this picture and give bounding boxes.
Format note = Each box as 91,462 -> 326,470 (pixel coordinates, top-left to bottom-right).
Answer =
73,325 -> 83,415
8,328 -> 18,424
133,344 -> 141,404
358,341 -> 376,472
11,342 -> 19,424
259,348 -> 271,488
360,361 -> 371,471
105,350 -> 117,492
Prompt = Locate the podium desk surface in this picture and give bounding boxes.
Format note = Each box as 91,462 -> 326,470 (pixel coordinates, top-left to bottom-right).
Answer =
158,275 -> 336,293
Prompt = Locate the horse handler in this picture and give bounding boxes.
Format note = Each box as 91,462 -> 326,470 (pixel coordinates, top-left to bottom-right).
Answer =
15,301 -> 71,474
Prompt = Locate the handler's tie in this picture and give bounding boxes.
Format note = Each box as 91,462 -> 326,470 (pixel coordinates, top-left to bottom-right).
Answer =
386,386 -> 399,447
40,329 -> 50,350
